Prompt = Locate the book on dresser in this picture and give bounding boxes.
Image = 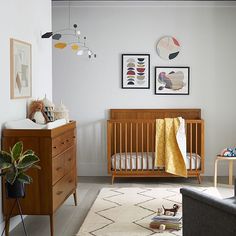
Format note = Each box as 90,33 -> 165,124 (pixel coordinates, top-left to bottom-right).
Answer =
1,121 -> 78,236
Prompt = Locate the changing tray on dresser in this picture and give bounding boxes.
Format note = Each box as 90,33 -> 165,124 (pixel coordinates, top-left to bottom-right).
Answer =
2,121 -> 78,236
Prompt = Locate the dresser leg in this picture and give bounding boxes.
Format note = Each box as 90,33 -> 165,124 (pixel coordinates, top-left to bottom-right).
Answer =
49,214 -> 54,236
73,190 -> 78,206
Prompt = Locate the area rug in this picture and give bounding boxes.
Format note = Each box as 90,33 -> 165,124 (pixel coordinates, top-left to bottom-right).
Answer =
76,187 -> 221,236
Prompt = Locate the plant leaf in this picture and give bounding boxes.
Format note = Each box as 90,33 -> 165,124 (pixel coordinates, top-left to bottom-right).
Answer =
17,173 -> 32,184
0,151 -> 12,163
0,151 -> 12,169
22,149 -> 34,156
6,171 -> 17,184
19,150 -> 35,162
11,142 -> 23,161
0,163 -> 12,170
17,154 -> 39,169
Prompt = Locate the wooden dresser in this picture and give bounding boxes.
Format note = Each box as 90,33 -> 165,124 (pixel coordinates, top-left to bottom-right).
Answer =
2,121 -> 77,236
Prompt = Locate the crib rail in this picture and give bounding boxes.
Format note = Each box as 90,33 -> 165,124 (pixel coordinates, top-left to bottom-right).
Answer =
107,119 -> 204,177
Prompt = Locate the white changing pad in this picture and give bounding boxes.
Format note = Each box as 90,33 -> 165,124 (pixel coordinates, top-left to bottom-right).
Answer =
5,119 -> 67,130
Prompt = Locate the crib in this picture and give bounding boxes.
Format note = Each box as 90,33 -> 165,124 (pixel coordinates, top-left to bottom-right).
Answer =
107,109 -> 204,184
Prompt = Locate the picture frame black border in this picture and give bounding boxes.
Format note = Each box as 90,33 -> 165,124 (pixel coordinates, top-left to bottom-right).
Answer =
154,66 -> 190,95
122,54 -> 150,89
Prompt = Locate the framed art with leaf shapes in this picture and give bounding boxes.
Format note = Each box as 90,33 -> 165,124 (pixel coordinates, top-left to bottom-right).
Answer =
155,66 -> 189,95
10,38 -> 32,99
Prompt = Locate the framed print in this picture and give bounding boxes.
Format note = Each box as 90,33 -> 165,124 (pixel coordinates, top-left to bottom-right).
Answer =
155,66 -> 189,95
156,36 -> 181,60
122,54 -> 150,89
10,38 -> 32,99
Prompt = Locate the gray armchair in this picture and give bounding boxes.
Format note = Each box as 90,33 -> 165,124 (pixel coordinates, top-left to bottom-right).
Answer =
180,179 -> 236,236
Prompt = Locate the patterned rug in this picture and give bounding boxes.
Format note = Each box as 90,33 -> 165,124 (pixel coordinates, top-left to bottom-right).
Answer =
77,187 -> 221,236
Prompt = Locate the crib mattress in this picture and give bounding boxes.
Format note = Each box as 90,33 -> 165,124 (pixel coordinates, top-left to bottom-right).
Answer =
111,152 -> 201,170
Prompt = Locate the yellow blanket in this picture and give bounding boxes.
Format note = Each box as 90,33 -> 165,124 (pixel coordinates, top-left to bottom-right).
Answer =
155,118 -> 187,177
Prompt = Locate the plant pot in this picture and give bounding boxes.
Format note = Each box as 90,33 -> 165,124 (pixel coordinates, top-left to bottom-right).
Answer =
6,181 -> 25,198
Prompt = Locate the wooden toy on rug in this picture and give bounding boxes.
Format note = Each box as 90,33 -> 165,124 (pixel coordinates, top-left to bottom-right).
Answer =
29,100 -> 49,124
162,204 -> 180,216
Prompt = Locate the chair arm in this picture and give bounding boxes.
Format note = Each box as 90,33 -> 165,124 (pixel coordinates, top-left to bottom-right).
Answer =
180,188 -> 236,216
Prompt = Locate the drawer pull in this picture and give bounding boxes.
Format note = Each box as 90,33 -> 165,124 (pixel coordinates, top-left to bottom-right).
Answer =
66,139 -> 69,142
53,146 -> 57,149
56,167 -> 62,171
61,142 -> 65,145
56,191 -> 63,196
68,158 -> 72,162
73,136 -> 76,139
68,179 -> 73,183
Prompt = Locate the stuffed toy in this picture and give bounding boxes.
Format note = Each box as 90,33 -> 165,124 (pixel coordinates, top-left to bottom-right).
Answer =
29,100 -> 49,124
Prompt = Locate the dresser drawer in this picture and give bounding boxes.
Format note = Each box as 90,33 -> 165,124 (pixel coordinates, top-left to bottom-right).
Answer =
64,146 -> 76,174
52,129 -> 76,157
64,169 -> 76,196
52,154 -> 65,185
52,146 -> 76,185
52,169 -> 76,211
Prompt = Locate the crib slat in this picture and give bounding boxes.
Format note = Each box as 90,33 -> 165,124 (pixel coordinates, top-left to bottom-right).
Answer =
147,123 -> 149,170
136,123 -> 138,171
152,121 -> 155,171
114,123 -> 116,171
196,123 -> 198,171
190,123 -> 192,171
201,120 -> 205,172
120,123 -> 122,171
130,123 -> 132,171
141,122 -> 144,171
125,122 -> 127,171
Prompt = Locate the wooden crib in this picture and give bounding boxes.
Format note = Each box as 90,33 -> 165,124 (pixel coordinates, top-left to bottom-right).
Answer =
107,109 -> 204,184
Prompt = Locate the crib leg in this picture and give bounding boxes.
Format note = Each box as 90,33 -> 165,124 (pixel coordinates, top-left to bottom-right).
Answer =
197,174 -> 201,184
111,175 -> 115,185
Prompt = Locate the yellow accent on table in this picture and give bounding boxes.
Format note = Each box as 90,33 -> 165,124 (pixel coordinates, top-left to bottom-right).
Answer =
155,118 -> 187,177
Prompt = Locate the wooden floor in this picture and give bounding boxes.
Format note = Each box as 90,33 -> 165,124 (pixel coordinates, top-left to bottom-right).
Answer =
9,176 -> 234,236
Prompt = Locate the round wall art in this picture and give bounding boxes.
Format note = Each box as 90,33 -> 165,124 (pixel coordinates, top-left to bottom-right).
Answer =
156,36 -> 180,60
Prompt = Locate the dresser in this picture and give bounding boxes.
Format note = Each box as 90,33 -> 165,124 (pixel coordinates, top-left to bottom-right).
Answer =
2,121 -> 77,236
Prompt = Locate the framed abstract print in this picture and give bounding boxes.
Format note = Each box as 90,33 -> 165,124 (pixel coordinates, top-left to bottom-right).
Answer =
155,66 -> 189,95
122,54 -> 150,89
10,38 -> 32,99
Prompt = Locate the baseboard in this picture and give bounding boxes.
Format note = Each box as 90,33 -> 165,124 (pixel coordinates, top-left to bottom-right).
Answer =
78,162 -> 108,176
0,215 -> 26,234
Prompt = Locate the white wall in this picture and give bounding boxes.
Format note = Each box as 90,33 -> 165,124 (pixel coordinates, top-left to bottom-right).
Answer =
0,0 -> 52,229
52,1 -> 236,176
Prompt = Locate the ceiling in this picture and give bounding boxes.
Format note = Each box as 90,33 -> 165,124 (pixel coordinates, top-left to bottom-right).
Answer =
52,0 -> 226,1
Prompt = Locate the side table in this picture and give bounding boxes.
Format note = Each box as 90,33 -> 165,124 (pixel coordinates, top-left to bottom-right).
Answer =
214,155 -> 236,187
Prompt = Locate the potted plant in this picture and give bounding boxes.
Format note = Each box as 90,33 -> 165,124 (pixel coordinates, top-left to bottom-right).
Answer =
0,141 -> 40,198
